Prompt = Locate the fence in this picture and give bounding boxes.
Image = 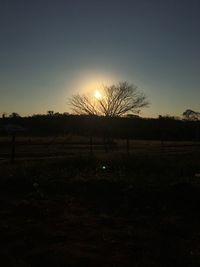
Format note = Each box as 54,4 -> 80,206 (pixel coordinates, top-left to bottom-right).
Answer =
0,135 -> 200,162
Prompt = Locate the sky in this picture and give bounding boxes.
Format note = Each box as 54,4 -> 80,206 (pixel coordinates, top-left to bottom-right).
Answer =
1,0 -> 200,117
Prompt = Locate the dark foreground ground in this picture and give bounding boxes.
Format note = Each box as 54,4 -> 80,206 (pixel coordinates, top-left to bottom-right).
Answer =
1,153 -> 200,267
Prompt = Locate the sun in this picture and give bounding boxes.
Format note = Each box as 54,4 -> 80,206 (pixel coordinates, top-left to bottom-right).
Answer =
94,90 -> 102,100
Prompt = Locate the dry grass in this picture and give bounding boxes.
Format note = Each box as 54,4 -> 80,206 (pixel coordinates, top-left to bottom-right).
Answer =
1,138 -> 200,266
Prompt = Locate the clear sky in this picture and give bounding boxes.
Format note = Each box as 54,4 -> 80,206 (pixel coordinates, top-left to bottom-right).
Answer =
1,0 -> 200,117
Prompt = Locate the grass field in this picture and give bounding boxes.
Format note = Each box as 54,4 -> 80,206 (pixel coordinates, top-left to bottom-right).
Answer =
1,136 -> 200,266
1,135 -> 200,161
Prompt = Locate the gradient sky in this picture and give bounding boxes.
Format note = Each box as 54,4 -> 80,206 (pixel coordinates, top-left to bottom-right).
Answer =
1,0 -> 200,117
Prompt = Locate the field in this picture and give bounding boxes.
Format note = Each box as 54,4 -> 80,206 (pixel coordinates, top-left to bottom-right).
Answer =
1,135 -> 200,161
1,136 -> 200,266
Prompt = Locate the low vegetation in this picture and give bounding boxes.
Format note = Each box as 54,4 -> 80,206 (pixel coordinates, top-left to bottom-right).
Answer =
1,143 -> 200,266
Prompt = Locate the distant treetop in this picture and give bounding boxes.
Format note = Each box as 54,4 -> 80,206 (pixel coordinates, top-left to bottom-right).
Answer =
182,109 -> 200,121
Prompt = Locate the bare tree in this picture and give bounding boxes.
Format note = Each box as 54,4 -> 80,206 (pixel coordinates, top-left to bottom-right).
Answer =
69,94 -> 99,116
69,82 -> 149,117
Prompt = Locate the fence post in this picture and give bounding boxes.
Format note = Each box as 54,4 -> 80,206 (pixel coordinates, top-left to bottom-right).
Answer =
160,134 -> 165,156
90,135 -> 93,154
104,135 -> 108,153
126,138 -> 130,156
11,134 -> 16,163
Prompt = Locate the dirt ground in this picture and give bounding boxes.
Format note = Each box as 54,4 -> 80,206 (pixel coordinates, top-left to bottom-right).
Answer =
1,154 -> 200,266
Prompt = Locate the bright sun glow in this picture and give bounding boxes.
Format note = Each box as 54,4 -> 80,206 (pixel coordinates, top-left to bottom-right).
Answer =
94,90 -> 102,100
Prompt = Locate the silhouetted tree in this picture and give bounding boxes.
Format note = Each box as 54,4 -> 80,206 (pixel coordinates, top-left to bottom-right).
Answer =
69,82 -> 149,117
9,112 -> 20,118
47,110 -> 54,116
2,112 -> 7,119
182,109 -> 200,121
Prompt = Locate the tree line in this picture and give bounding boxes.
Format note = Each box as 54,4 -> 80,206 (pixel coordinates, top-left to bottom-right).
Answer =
0,115 -> 200,141
1,81 -> 200,140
